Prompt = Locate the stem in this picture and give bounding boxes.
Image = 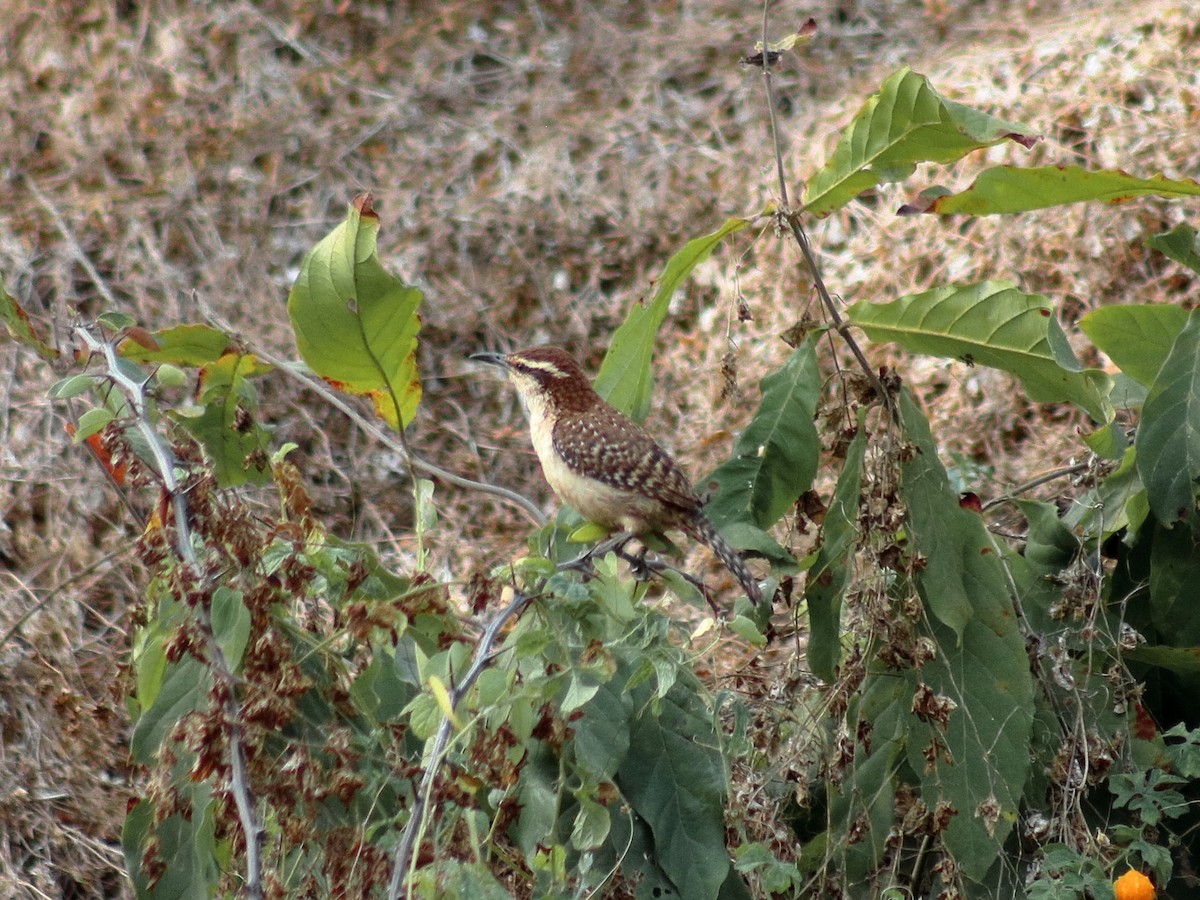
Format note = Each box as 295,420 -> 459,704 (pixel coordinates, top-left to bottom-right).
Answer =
387,587 -> 534,899
756,4 -> 896,420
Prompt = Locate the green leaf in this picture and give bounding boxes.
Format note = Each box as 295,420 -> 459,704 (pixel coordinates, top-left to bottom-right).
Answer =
898,392 -> 1034,882
1079,303 -> 1188,387
618,682 -> 730,900
1148,522 -> 1200,646
910,165 -> 1200,216
402,692 -> 442,741
570,798 -> 611,851
594,216 -> 751,420
716,522 -> 797,570
514,742 -> 562,860
897,391 -> 986,638
287,195 -> 423,429
728,615 -> 766,647
413,860 -> 514,899
562,673 -> 602,712
0,279 -> 57,360
118,323 -> 234,365
802,68 -> 1037,218
96,311 -> 135,331
1080,420 -> 1129,460
1148,223 -> 1200,274
351,647 -> 418,722
1135,310 -> 1200,524
733,842 -> 802,894
805,424 -> 867,680
50,374 -> 97,400
211,587 -> 251,673
153,363 -> 188,389
130,658 -> 210,764
575,679 -> 632,776
848,281 -> 1113,421
831,674 -> 910,882
703,337 -> 821,530
172,352 -> 272,487
1016,500 -> 1080,573
123,793 -> 219,900
1123,645 -> 1200,675
74,407 -> 115,442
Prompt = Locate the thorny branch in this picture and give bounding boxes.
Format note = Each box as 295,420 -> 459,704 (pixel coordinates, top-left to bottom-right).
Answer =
74,325 -> 265,900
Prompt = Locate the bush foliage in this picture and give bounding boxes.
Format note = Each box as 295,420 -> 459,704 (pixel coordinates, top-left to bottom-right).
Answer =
5,39 -> 1200,900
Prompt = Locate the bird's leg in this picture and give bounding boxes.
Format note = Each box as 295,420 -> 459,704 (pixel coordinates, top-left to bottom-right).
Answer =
615,540 -> 652,581
620,552 -> 721,615
559,530 -> 637,573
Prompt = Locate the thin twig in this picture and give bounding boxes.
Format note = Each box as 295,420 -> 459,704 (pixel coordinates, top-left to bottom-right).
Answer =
196,298 -> 547,527
980,461 -> 1094,512
761,1 -> 789,210
386,520 -> 735,897
756,5 -> 896,420
0,549 -> 130,650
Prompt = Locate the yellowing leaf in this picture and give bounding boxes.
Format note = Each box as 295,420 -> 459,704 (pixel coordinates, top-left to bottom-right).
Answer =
288,194 -> 423,430
428,675 -> 462,731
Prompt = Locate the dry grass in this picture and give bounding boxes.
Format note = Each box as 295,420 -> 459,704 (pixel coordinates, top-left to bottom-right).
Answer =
1,0 -> 1197,894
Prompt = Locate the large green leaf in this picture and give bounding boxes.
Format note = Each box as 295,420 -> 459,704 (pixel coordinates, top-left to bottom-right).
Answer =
617,681 -> 730,900
1149,522 -> 1200,645
801,68 -> 1037,218
848,281 -> 1113,421
1148,223 -> 1200,275
1079,304 -> 1188,388
1135,310 -> 1200,524
702,337 -> 820,531
804,422 -> 867,681
171,351 -> 272,487
909,165 -> 1200,216
287,194 -> 422,429
899,391 -> 980,639
831,674 -> 910,883
574,678 -> 632,776
1124,645 -> 1200,675
899,392 -> 1033,883
513,742 -> 562,861
595,216 -> 751,421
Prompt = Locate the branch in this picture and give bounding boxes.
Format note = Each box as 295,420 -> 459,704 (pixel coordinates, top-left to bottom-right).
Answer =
74,326 -> 265,900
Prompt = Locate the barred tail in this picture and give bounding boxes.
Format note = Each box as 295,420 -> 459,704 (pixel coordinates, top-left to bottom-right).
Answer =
684,512 -> 764,606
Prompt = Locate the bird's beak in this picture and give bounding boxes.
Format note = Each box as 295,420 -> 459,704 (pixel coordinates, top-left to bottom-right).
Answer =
470,352 -> 508,368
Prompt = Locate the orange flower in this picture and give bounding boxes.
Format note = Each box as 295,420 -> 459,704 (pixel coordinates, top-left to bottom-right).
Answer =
1113,869 -> 1154,900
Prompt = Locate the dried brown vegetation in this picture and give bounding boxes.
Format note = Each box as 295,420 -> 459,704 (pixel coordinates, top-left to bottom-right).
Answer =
2,0 -> 1198,894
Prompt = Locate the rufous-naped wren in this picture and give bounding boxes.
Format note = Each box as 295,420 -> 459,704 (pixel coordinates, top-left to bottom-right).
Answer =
472,346 -> 763,605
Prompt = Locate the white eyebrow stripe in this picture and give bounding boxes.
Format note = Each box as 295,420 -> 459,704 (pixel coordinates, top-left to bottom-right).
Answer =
513,359 -> 567,375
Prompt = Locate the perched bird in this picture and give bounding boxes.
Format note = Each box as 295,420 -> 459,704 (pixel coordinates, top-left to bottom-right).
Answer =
472,346 -> 763,605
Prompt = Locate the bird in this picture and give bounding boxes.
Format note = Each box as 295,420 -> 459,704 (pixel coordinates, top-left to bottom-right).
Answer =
471,346 -> 763,606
